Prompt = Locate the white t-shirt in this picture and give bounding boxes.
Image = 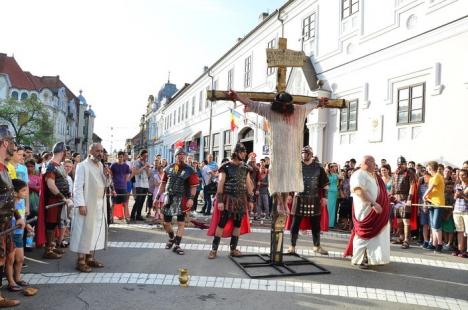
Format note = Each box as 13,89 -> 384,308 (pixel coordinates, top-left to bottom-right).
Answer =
133,160 -> 149,188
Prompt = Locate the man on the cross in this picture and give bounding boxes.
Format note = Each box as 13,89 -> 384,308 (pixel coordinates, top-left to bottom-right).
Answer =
228,90 -> 327,212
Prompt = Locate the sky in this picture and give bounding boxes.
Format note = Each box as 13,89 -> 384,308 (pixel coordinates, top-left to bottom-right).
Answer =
1,0 -> 286,152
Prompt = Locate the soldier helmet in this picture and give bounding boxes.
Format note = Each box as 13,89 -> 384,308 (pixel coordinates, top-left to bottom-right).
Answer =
174,148 -> 186,157
234,142 -> 246,154
397,156 -> 407,165
52,142 -> 66,154
301,145 -> 313,154
0,125 -> 14,141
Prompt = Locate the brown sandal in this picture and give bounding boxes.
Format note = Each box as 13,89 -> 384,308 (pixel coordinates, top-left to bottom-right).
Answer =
23,287 -> 38,297
208,250 -> 217,259
86,259 -> 104,268
0,297 -> 20,307
401,241 -> 410,249
43,250 -> 62,259
230,249 -> 242,257
76,260 -> 92,273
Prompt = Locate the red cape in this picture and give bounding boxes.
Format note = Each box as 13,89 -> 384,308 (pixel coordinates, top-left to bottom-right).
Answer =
285,190 -> 329,232
344,175 -> 390,257
207,197 -> 251,237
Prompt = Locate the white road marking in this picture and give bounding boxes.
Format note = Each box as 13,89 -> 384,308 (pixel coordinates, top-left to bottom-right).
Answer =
106,241 -> 468,272
24,256 -> 49,265
21,272 -> 468,309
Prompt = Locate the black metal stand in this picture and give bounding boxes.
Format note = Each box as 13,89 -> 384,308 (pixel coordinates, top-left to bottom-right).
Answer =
230,201 -> 330,279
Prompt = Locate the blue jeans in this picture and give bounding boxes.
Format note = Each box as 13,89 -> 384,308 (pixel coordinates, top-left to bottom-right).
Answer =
203,191 -> 212,215
429,207 -> 442,231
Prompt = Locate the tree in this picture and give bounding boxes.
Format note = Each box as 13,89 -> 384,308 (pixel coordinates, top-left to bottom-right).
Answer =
0,96 -> 54,147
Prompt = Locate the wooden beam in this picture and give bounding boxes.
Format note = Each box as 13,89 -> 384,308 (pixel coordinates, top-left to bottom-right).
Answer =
206,90 -> 346,109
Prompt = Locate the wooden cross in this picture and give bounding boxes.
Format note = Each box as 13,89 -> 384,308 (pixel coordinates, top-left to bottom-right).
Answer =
207,37 -> 346,109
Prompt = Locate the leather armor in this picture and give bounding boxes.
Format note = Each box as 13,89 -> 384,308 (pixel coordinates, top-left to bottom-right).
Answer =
164,164 -> 195,197
220,162 -> 250,198
293,161 -> 328,217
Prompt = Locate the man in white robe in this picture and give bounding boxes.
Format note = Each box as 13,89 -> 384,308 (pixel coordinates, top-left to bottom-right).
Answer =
70,143 -> 110,272
345,155 -> 390,269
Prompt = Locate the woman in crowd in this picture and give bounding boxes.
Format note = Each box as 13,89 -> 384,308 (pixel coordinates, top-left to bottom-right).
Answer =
338,169 -> 353,231
326,162 -> 339,228
380,164 -> 393,194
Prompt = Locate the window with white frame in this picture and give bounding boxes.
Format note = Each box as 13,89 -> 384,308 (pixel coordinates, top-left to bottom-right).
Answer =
181,105 -> 184,121
342,0 -> 359,19
340,99 -> 358,132
397,83 -> 425,125
244,55 -> 252,88
227,68 -> 234,89
199,90 -> 203,111
302,13 -> 316,41
205,86 -> 210,109
185,101 -> 188,119
191,97 -> 195,116
267,39 -> 276,75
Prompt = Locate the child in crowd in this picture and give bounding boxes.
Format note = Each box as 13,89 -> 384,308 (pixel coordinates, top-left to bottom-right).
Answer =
6,179 -> 37,295
418,172 -> 431,248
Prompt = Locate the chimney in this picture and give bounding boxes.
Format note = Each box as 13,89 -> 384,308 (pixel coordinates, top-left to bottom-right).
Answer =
258,12 -> 269,22
203,66 -> 209,73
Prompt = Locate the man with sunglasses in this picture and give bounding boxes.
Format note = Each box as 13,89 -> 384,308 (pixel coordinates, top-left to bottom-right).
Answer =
0,125 -> 22,307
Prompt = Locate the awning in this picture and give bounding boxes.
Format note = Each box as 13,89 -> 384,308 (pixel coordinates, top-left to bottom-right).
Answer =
163,131 -> 190,148
188,131 -> 202,140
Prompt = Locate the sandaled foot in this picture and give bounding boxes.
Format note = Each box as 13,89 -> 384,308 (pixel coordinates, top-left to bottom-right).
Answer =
7,285 -> 22,292
313,246 -> 329,255
165,238 -> 175,250
60,240 -> 69,248
391,239 -> 403,245
208,250 -> 217,259
43,250 -> 62,259
230,249 -> 242,257
86,259 -> 104,268
287,247 -> 296,254
173,246 -> 184,255
0,297 -> 20,307
53,247 -> 65,255
401,241 -> 410,249
22,287 -> 38,297
15,280 -> 29,287
76,260 -> 92,273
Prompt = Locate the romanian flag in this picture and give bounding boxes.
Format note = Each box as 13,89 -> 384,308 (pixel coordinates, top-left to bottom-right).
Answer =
229,109 -> 242,131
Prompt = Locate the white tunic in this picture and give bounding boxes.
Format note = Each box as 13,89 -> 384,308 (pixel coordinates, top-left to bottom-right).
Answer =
350,169 -> 390,265
250,101 -> 316,194
70,159 -> 108,254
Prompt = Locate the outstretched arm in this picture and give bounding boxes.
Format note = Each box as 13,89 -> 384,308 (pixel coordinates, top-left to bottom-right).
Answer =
228,90 -> 253,112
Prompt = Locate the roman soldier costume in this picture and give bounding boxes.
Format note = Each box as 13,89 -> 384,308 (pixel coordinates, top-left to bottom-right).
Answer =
159,148 -> 199,255
208,143 -> 253,259
286,146 -> 329,254
37,142 -> 71,258
391,156 -> 417,249
0,156 -> 17,263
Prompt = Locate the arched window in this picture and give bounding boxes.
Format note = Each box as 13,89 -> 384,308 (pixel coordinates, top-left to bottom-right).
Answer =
20,92 -> 28,101
11,91 -> 19,100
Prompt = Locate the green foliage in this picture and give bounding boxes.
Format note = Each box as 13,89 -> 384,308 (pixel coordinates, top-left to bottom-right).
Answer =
0,96 -> 54,147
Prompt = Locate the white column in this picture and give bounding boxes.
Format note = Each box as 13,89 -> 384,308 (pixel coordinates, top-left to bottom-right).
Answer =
199,134 -> 205,162
307,122 -> 327,162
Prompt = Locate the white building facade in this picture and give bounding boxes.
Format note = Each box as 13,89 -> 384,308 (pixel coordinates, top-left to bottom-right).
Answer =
151,0 -> 468,167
